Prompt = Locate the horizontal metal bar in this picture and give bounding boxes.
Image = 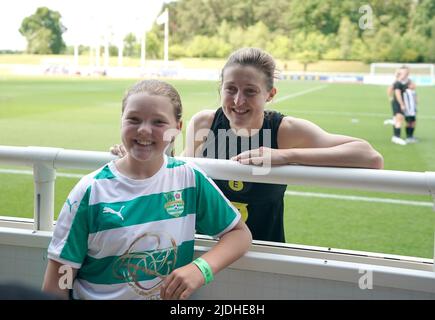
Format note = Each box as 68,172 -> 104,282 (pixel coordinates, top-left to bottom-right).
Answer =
1,145 -> 434,196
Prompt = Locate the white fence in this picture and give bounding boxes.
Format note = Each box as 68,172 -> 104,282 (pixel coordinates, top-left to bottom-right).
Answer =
0,145 -> 434,230
1,145 -> 435,299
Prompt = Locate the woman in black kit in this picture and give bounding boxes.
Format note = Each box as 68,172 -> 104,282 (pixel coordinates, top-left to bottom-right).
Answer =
113,47 -> 384,243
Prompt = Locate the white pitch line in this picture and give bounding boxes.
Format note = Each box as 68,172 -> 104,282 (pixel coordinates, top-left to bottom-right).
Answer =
1,168 -> 432,208
0,168 -> 84,178
282,109 -> 435,121
285,191 -> 433,208
202,85 -> 329,110
273,85 -> 329,103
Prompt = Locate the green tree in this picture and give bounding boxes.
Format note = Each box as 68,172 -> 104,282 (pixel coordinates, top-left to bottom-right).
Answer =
168,0 -> 296,41
251,0 -> 292,33
288,0 -> 345,36
123,33 -> 139,57
159,0 -> 434,62
242,22 -> 270,49
266,35 -> 292,60
169,44 -> 186,59
350,38 -> 369,61
363,26 -> 396,62
428,18 -> 435,62
337,17 -> 357,60
400,31 -> 427,62
369,0 -> 413,32
167,0 -> 219,43
295,51 -> 318,72
412,0 -> 435,37
293,32 -> 328,71
109,45 -> 118,57
186,36 -> 231,58
19,7 -> 66,54
145,29 -> 163,59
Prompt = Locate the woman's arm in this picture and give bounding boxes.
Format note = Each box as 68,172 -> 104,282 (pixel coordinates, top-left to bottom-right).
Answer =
279,117 -> 383,168
42,259 -> 78,300
181,110 -> 215,157
233,116 -> 383,169
395,89 -> 405,112
160,220 -> 251,300
387,85 -> 394,100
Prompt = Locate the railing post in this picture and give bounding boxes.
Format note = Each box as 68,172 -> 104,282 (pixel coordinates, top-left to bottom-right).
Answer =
33,162 -> 56,231
425,172 -> 435,271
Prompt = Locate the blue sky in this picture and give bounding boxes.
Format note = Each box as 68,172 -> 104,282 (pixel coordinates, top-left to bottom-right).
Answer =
0,0 -> 165,50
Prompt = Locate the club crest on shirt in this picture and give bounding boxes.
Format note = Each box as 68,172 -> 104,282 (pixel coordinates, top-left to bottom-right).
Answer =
164,191 -> 184,217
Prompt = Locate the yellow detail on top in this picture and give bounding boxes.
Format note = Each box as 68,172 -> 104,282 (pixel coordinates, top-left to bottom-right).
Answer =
231,202 -> 248,222
228,180 -> 244,192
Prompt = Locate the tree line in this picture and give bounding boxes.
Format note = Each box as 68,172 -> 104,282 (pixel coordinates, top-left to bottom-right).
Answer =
18,0 -> 435,64
164,0 -> 435,63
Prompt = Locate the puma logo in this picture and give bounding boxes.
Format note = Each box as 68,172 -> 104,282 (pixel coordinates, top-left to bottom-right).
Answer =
66,199 -> 78,213
102,206 -> 125,221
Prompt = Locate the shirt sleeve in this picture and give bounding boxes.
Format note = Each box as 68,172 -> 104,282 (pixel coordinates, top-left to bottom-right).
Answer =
47,176 -> 92,269
393,81 -> 403,91
192,166 -> 240,238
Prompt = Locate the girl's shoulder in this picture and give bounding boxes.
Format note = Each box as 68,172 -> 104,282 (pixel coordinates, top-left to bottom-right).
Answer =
166,156 -> 188,169
73,163 -> 114,192
169,157 -> 206,179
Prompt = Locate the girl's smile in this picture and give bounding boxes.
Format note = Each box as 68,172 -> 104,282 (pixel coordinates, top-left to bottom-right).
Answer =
118,93 -> 181,178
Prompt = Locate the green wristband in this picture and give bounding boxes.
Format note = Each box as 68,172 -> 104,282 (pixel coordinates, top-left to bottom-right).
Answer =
192,257 -> 214,285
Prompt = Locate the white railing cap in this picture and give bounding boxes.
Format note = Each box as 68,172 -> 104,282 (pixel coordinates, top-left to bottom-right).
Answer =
1,145 -> 434,196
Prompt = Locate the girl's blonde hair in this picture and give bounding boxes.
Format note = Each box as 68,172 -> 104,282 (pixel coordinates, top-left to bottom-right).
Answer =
122,79 -> 182,121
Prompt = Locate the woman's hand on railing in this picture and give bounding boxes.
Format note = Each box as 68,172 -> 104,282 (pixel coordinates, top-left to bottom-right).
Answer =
109,144 -> 127,158
231,147 -> 289,166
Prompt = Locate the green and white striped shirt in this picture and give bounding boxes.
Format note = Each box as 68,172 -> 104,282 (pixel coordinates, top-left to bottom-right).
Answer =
48,155 -> 240,300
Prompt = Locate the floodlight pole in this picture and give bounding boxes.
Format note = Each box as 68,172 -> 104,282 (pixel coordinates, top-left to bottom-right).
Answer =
141,32 -> 146,68
118,40 -> 124,67
96,42 -> 100,68
164,9 -> 169,68
104,35 -> 109,70
73,44 -> 79,68
88,45 -> 93,68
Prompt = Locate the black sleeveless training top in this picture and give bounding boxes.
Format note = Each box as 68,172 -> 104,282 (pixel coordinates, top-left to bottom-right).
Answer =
201,107 -> 287,242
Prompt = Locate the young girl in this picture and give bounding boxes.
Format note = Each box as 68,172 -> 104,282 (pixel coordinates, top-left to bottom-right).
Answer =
42,80 -> 252,300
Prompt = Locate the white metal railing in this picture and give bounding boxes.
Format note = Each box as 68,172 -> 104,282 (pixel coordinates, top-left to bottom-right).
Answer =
1,145 -> 435,262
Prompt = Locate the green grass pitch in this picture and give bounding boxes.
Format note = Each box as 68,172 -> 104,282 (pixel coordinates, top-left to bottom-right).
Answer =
1,76 -> 434,258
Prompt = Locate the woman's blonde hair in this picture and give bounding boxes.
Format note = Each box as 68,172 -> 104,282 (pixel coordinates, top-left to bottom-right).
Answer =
221,47 -> 278,90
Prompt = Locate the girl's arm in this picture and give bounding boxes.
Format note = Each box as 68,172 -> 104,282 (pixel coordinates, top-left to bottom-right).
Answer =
160,219 -> 251,300
196,219 -> 251,276
233,116 -> 383,169
42,259 -> 78,300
